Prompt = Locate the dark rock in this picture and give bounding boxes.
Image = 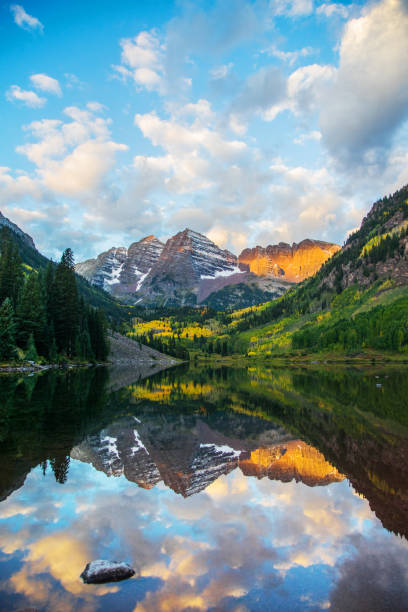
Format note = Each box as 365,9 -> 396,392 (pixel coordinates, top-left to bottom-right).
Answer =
80,560 -> 135,584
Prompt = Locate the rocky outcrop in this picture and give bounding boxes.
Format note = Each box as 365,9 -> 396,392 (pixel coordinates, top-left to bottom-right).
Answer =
80,560 -> 135,583
239,239 -> 340,282
0,211 -> 36,250
75,236 -> 164,294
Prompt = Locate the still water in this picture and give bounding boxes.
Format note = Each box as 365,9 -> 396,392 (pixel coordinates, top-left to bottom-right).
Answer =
0,364 -> 407,611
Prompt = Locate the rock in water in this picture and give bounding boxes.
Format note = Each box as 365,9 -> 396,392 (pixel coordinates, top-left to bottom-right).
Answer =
80,560 -> 135,583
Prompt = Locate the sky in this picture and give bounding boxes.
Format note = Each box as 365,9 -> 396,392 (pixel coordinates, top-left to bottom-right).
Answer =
1,0 -> 408,261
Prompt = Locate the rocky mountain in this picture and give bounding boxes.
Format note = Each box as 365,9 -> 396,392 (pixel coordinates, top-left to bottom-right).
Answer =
77,228 -> 339,307
71,414 -> 344,497
238,239 -> 340,283
0,210 -> 36,250
138,228 -> 244,305
75,235 -> 164,295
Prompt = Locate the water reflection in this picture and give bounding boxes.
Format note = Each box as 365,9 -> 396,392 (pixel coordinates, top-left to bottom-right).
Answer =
0,365 -> 407,611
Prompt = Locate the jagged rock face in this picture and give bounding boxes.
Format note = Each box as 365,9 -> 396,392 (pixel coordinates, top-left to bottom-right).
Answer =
239,440 -> 344,487
138,229 -> 241,305
75,236 -> 164,294
75,229 -> 339,305
239,239 -> 340,282
71,415 -> 342,496
75,247 -> 127,290
0,211 -> 36,250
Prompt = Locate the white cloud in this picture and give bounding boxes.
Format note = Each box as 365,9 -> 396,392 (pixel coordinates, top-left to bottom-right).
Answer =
210,63 -> 234,79
294,130 -> 322,145
316,3 -> 351,19
263,63 -> 335,120
0,167 -> 43,205
6,85 -> 46,108
264,44 -> 314,66
273,0 -> 314,17
115,30 -> 165,93
320,0 -> 408,165
134,111 -> 246,160
86,101 -> 106,112
16,106 -> 127,197
30,74 -> 62,96
10,4 -> 43,31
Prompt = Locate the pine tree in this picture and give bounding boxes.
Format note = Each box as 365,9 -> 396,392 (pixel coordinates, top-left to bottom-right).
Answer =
25,332 -> 39,361
52,248 -> 79,357
0,298 -> 16,360
0,228 -> 24,307
17,272 -> 47,353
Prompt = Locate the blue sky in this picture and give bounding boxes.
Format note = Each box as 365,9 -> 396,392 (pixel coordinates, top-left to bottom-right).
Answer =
1,0 -> 408,261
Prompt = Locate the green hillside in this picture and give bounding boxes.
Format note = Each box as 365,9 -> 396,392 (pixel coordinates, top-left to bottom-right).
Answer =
223,185 -> 408,358
0,228 -> 131,324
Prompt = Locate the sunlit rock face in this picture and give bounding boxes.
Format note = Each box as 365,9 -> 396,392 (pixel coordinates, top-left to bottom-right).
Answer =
75,235 -> 164,294
238,240 -> 340,282
239,441 -> 344,487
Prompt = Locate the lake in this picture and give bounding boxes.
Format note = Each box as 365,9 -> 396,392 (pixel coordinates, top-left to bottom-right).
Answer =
0,364 -> 407,611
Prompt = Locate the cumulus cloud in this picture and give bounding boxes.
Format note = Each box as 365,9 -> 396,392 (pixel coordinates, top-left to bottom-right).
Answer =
320,0 -> 408,165
263,63 -> 335,120
10,4 -> 43,32
113,30 -> 165,93
30,73 -> 62,96
17,106 -> 127,197
6,85 -> 46,108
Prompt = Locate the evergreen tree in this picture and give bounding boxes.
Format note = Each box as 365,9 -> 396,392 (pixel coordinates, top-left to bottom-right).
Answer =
0,228 -> 24,307
0,298 -> 16,360
17,272 -> 47,353
25,332 -> 39,361
52,248 -> 79,357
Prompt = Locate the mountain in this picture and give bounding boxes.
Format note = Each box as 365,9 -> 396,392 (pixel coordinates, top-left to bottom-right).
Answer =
76,228 -> 337,308
77,228 -> 254,306
138,228 -> 244,306
0,211 -> 36,250
238,239 -> 340,282
225,184 -> 408,357
75,235 -> 164,295
71,415 -> 343,497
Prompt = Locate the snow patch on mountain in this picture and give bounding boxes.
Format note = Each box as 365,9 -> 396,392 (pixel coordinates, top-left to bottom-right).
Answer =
201,266 -> 245,280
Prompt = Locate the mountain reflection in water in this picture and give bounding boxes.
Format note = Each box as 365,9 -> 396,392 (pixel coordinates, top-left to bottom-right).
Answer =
0,364 -> 407,611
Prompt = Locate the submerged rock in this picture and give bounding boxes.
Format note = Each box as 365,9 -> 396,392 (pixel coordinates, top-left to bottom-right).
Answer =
80,560 -> 135,584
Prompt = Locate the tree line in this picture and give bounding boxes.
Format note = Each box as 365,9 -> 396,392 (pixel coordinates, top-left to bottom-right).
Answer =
292,296 -> 408,353
0,228 -> 109,362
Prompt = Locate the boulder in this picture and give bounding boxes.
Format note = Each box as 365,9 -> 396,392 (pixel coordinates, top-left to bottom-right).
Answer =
80,560 -> 135,584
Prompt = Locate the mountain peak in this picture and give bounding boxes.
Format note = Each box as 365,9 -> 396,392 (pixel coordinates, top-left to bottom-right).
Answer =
0,210 -> 36,250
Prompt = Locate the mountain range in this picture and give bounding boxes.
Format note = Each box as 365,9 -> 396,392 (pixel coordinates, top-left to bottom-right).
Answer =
75,228 -> 339,307
71,414 -> 343,497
